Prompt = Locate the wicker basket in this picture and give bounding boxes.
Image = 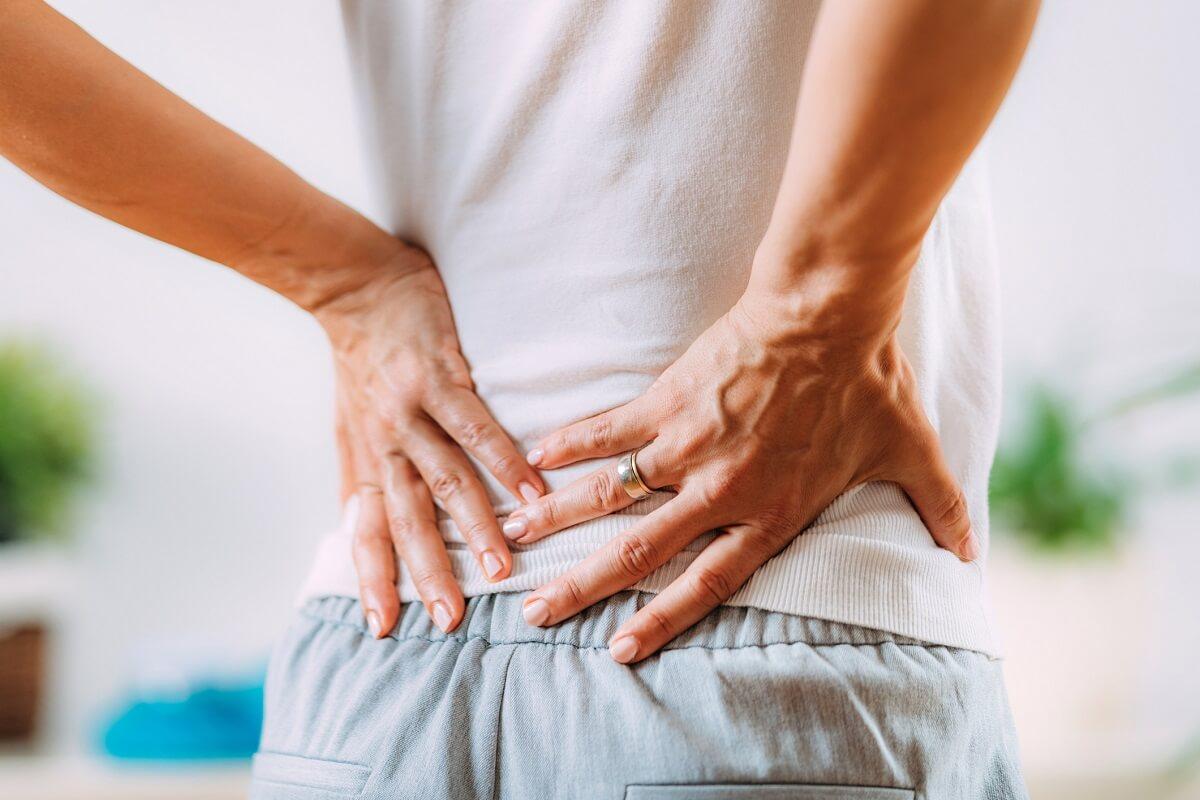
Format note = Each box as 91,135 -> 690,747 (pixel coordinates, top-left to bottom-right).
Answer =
0,623 -> 45,741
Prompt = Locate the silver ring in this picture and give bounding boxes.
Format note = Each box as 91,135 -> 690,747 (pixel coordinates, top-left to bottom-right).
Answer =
616,448 -> 654,500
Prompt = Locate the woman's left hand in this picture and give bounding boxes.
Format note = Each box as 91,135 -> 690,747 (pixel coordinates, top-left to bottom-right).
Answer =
507,282 -> 978,664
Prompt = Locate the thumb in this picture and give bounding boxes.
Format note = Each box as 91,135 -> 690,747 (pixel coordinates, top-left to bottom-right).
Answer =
898,440 -> 978,562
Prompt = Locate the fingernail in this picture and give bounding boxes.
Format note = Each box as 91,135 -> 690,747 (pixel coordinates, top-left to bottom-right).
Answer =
431,601 -> 453,632
609,635 -> 639,664
523,597 -> 550,626
526,448 -> 544,466
518,481 -> 541,504
482,551 -> 504,580
958,533 -> 980,562
365,610 -> 383,638
341,494 -> 361,536
502,516 -> 528,540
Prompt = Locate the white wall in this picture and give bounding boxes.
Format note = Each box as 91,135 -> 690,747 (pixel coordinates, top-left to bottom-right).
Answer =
1,0 -> 1197,771
990,1 -> 1199,390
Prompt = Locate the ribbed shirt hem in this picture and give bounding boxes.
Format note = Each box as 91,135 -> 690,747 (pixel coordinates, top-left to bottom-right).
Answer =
297,483 -> 997,657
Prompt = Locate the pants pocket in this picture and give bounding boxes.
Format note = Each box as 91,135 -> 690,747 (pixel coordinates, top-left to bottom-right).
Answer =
251,751 -> 371,797
624,786 -> 915,800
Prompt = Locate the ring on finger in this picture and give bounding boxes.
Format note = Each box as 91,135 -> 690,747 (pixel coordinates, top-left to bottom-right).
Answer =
356,482 -> 384,496
616,447 -> 654,500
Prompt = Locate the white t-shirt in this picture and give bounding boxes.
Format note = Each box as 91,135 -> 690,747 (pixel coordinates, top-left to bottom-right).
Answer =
301,0 -> 1001,654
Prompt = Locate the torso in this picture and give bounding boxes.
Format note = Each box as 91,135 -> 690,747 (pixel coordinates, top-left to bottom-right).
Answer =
301,0 -> 1002,655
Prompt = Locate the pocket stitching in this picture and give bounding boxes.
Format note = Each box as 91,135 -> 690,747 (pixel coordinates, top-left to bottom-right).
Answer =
623,785 -> 915,800
252,751 -> 371,795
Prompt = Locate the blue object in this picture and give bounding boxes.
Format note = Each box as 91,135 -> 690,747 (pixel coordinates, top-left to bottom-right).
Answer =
99,681 -> 264,760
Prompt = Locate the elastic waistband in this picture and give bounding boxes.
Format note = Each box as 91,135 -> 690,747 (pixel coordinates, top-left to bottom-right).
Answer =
299,591 -> 948,653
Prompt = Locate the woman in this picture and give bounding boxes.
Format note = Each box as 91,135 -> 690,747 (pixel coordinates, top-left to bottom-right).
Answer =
1,1 -> 1039,797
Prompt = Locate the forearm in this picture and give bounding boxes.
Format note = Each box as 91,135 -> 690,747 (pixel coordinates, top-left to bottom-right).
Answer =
0,0 -> 404,311
751,0 -> 1039,334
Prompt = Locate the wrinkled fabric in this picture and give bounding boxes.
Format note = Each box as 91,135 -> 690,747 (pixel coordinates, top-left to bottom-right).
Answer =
253,593 -> 1026,799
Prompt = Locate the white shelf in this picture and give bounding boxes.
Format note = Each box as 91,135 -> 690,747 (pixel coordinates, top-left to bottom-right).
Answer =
0,544 -> 74,626
0,756 -> 250,800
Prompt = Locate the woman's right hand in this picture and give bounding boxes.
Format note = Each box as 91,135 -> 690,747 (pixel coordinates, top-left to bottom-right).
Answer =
315,246 -> 544,638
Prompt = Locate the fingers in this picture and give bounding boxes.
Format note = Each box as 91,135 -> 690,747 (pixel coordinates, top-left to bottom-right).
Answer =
521,491 -> 714,628
401,417 -> 513,582
340,399 -> 404,639
349,487 -> 402,639
528,400 -> 656,469
424,382 -> 545,504
899,436 -> 977,561
605,526 -> 773,664
502,442 -> 673,543
382,454 -> 464,633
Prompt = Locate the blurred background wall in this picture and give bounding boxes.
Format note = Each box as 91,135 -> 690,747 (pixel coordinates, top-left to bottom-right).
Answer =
0,0 -> 360,767
985,2 -> 1200,792
1,1 -> 1197,797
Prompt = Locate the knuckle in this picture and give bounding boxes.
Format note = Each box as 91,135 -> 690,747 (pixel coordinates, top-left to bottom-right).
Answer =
386,513 -> 416,539
557,576 -> 587,609
934,491 -> 969,532
412,567 -> 451,595
586,471 -> 615,512
755,505 -> 802,537
432,349 -> 472,384
428,469 -> 465,499
641,607 -> 675,639
589,417 -> 613,450
669,432 -> 702,464
457,419 -> 492,449
372,392 -> 399,419
613,532 -> 657,579
377,399 -> 411,430
391,367 -> 422,398
540,496 -> 563,530
491,452 -> 522,478
461,518 -> 494,544
688,566 -> 733,606
699,471 -> 739,507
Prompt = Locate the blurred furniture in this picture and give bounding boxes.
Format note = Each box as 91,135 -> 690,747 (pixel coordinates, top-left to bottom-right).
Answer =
0,756 -> 249,800
0,623 -> 44,740
0,546 -> 70,746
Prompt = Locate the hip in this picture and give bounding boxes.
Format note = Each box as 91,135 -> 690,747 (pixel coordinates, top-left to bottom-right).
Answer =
254,591 -> 1026,800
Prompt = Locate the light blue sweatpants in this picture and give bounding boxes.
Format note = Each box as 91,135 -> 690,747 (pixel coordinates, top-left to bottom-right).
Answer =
252,592 -> 1027,799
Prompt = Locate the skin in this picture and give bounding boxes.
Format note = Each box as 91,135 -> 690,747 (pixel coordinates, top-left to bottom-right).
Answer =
0,0 -> 545,637
510,0 -> 1041,663
0,0 -> 1041,665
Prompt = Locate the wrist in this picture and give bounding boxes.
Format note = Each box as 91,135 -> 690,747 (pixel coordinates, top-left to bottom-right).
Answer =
738,246 -> 912,354
231,190 -> 423,316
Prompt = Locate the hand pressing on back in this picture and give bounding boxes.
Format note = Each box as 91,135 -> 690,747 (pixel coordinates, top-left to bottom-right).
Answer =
506,271 -> 975,664
318,250 -> 544,638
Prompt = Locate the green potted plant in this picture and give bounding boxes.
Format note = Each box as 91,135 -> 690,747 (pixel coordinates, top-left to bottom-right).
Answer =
0,340 -> 95,742
991,362 -> 1200,554
987,360 -> 1200,795
0,341 -> 94,544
